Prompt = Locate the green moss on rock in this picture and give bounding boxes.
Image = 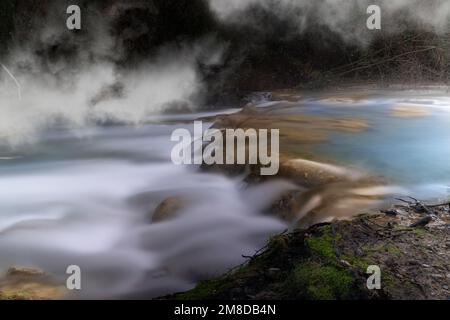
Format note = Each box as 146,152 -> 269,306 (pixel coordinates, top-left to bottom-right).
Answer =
283,225 -> 359,300
305,225 -> 337,261
170,224 -> 369,300
286,261 -> 354,300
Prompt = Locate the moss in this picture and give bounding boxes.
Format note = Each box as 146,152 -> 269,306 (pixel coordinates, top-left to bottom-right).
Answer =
283,226 -> 358,300
380,271 -> 408,297
176,259 -> 261,300
267,234 -> 291,252
0,289 -> 34,300
342,254 -> 372,271
285,260 -> 355,300
175,233 -> 288,300
174,225 -> 367,300
385,244 -> 402,256
392,224 -> 429,238
381,272 -> 395,289
412,228 -> 428,237
305,225 -> 338,261
361,241 -> 402,258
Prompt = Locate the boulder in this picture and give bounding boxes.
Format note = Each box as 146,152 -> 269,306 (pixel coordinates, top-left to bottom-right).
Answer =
0,266 -> 66,300
6,266 -> 45,278
151,197 -> 183,223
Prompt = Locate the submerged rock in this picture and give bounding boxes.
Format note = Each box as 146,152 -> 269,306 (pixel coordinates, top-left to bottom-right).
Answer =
203,103 -> 387,227
0,267 -> 66,300
241,92 -> 273,105
6,266 -> 45,277
151,197 -> 183,223
279,158 -> 367,187
391,104 -> 431,118
270,180 -> 390,229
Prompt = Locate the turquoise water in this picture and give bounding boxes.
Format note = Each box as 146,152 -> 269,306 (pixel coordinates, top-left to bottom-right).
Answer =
297,94 -> 450,198
1,90 -> 449,297
0,114 -> 286,298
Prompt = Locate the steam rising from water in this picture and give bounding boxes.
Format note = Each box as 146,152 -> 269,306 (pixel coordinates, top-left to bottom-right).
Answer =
3,0 -> 449,145
0,1 -> 224,146
209,0 -> 450,43
0,60 -> 199,145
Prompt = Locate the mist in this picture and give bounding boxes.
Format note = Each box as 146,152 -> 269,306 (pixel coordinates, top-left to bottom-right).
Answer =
0,1 -> 224,146
3,0 -> 449,147
209,0 -> 450,44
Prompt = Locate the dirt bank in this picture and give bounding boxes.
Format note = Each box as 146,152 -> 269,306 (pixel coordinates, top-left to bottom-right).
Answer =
169,200 -> 450,300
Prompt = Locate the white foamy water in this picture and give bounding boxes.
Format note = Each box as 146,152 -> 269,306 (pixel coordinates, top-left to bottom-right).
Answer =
0,121 -> 288,298
2,88 -> 450,299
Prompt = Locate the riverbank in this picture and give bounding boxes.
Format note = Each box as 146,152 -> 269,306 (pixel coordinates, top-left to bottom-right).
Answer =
169,201 -> 450,300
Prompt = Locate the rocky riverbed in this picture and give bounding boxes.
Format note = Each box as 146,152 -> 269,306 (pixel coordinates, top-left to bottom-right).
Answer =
2,88 -> 450,300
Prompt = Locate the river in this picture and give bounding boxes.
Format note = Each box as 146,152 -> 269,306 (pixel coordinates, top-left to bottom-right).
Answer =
0,88 -> 449,298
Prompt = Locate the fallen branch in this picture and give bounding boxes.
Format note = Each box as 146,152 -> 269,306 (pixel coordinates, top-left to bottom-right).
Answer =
410,216 -> 432,228
427,201 -> 450,208
395,196 -> 435,215
395,198 -> 414,205
0,63 -> 22,100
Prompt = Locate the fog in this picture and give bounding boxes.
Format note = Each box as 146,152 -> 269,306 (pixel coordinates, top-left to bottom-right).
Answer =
209,0 -> 450,43
0,1 -> 224,146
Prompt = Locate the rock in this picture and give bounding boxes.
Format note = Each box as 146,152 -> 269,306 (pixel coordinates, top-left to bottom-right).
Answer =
241,103 -> 260,114
382,209 -> 398,216
241,92 -> 272,105
271,90 -> 302,102
0,266 -> 66,300
151,197 -> 183,223
280,180 -> 390,228
279,158 -> 363,187
6,266 -> 45,277
390,104 -> 431,118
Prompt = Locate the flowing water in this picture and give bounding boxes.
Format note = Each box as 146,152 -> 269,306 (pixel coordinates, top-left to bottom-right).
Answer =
0,113 -> 289,298
308,90 -> 450,198
0,89 -> 449,298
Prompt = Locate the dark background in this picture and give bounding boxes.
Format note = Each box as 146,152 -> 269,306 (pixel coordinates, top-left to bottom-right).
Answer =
1,0 -> 449,105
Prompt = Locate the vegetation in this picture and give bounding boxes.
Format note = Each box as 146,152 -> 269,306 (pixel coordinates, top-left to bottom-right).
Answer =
170,208 -> 450,300
284,226 -> 357,300
170,224 -> 370,300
